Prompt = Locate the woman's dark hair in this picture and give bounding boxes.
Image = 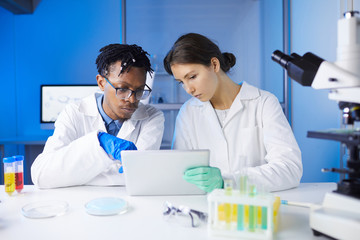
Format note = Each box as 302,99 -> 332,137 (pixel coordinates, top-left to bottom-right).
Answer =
163,33 -> 236,75
96,43 -> 153,77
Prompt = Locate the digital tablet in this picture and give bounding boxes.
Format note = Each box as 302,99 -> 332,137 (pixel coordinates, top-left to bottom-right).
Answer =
121,150 -> 210,196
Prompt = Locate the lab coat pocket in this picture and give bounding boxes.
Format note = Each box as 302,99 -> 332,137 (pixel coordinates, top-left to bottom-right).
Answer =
230,155 -> 248,176
234,126 -> 264,167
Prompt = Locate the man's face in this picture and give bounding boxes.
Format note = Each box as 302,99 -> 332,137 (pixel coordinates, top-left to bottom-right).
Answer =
97,61 -> 147,121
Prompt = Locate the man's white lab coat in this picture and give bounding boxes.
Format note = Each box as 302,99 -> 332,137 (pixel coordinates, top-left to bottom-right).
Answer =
31,93 -> 164,188
172,82 -> 302,191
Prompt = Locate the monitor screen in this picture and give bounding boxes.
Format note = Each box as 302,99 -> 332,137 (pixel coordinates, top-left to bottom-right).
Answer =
41,85 -> 101,124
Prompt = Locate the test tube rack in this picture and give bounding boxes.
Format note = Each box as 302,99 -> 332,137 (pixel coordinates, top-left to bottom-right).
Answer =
207,189 -> 280,240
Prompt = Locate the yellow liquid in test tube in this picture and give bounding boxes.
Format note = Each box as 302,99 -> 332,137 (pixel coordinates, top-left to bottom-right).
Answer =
244,205 -> 249,227
217,204 -> 237,229
224,179 -> 233,229
232,204 -> 238,222
4,172 -> 15,195
273,197 -> 281,232
257,206 -> 262,227
224,203 -> 232,228
218,204 -> 225,221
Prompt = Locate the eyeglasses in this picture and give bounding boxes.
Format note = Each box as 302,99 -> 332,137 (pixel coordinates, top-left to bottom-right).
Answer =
163,201 -> 208,228
104,77 -> 152,100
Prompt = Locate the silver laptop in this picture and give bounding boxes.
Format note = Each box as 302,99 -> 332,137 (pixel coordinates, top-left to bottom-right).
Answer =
121,150 -> 210,196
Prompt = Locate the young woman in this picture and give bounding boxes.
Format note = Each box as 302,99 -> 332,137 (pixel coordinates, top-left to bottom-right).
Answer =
164,33 -> 302,192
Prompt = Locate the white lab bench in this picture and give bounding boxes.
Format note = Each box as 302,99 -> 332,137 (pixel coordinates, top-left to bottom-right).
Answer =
0,183 -> 336,240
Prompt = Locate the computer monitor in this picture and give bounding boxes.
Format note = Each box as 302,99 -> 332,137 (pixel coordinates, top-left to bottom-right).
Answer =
40,84 -> 101,129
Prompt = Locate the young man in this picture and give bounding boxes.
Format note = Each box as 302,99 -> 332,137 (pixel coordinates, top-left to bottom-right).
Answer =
31,44 -> 164,188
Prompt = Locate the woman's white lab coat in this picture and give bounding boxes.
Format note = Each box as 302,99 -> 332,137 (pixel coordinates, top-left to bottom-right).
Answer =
172,82 -> 302,191
31,93 -> 164,188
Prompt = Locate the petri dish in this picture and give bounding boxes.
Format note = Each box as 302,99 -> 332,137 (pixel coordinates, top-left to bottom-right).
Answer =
22,200 -> 69,219
85,197 -> 128,216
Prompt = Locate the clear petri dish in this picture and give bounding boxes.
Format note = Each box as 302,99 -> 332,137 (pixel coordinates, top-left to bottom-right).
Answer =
85,197 -> 128,216
22,200 -> 69,219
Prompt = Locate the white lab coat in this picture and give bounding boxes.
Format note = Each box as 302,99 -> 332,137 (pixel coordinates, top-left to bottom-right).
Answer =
172,82 -> 302,191
31,92 -> 164,188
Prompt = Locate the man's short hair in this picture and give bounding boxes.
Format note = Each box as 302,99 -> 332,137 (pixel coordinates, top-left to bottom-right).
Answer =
96,44 -> 153,77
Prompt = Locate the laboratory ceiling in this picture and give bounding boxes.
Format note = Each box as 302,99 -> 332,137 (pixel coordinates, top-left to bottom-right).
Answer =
0,0 -> 41,14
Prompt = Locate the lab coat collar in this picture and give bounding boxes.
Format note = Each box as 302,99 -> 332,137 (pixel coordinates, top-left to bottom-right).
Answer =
120,103 -> 150,138
78,93 -> 149,136
79,93 -> 103,117
225,82 -> 261,127
227,81 -> 260,111
78,93 -> 107,132
129,103 -> 149,121
186,81 -> 260,128
238,81 -> 261,100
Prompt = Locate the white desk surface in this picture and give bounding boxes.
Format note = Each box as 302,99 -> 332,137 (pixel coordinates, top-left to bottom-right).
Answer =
0,183 -> 336,240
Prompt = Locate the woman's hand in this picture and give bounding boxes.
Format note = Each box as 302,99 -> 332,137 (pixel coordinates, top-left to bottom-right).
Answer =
183,166 -> 223,193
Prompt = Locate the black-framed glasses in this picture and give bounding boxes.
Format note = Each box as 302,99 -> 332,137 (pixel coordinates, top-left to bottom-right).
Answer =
163,201 -> 208,228
104,77 -> 152,100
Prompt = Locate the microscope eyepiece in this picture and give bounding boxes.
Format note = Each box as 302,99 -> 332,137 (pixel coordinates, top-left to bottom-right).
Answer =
271,50 -> 324,87
271,50 -> 293,69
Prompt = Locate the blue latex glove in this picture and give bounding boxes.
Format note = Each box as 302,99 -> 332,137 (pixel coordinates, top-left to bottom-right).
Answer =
183,166 -> 223,193
98,132 -> 137,173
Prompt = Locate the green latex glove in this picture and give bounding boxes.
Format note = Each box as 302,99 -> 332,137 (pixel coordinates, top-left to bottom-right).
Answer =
183,166 -> 223,193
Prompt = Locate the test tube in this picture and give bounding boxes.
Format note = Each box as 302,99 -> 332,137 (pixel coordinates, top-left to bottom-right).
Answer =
13,155 -> 24,193
237,174 -> 247,231
273,196 -> 281,232
231,204 -> 238,227
224,179 -> 233,195
244,205 -> 249,228
224,179 -> 233,229
261,206 -> 268,230
3,157 -> 15,196
237,204 -> 244,231
248,184 -> 257,232
217,203 -> 225,226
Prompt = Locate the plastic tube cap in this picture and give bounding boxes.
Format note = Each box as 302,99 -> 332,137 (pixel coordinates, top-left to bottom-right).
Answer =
3,157 -> 15,163
13,155 -> 24,161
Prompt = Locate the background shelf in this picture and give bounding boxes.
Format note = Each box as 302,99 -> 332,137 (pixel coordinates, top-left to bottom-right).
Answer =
150,103 -> 183,110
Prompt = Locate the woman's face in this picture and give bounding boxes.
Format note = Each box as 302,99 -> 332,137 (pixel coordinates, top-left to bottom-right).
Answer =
170,62 -> 218,102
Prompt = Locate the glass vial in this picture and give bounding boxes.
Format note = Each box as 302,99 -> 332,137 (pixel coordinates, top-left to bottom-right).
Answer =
14,155 -> 24,193
3,157 -> 15,196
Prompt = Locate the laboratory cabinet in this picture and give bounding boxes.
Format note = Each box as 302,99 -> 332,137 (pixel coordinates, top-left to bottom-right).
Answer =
149,71 -> 190,149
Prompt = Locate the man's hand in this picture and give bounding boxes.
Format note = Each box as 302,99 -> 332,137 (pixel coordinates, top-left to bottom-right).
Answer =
98,132 -> 137,173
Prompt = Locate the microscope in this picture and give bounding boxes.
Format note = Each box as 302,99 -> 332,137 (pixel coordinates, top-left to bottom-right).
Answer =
272,9 -> 360,240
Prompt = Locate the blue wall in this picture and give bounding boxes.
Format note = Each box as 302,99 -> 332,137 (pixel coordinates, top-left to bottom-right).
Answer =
0,7 -> 16,138
0,0 -> 121,144
260,0 -> 284,102
1,7 -> 18,156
